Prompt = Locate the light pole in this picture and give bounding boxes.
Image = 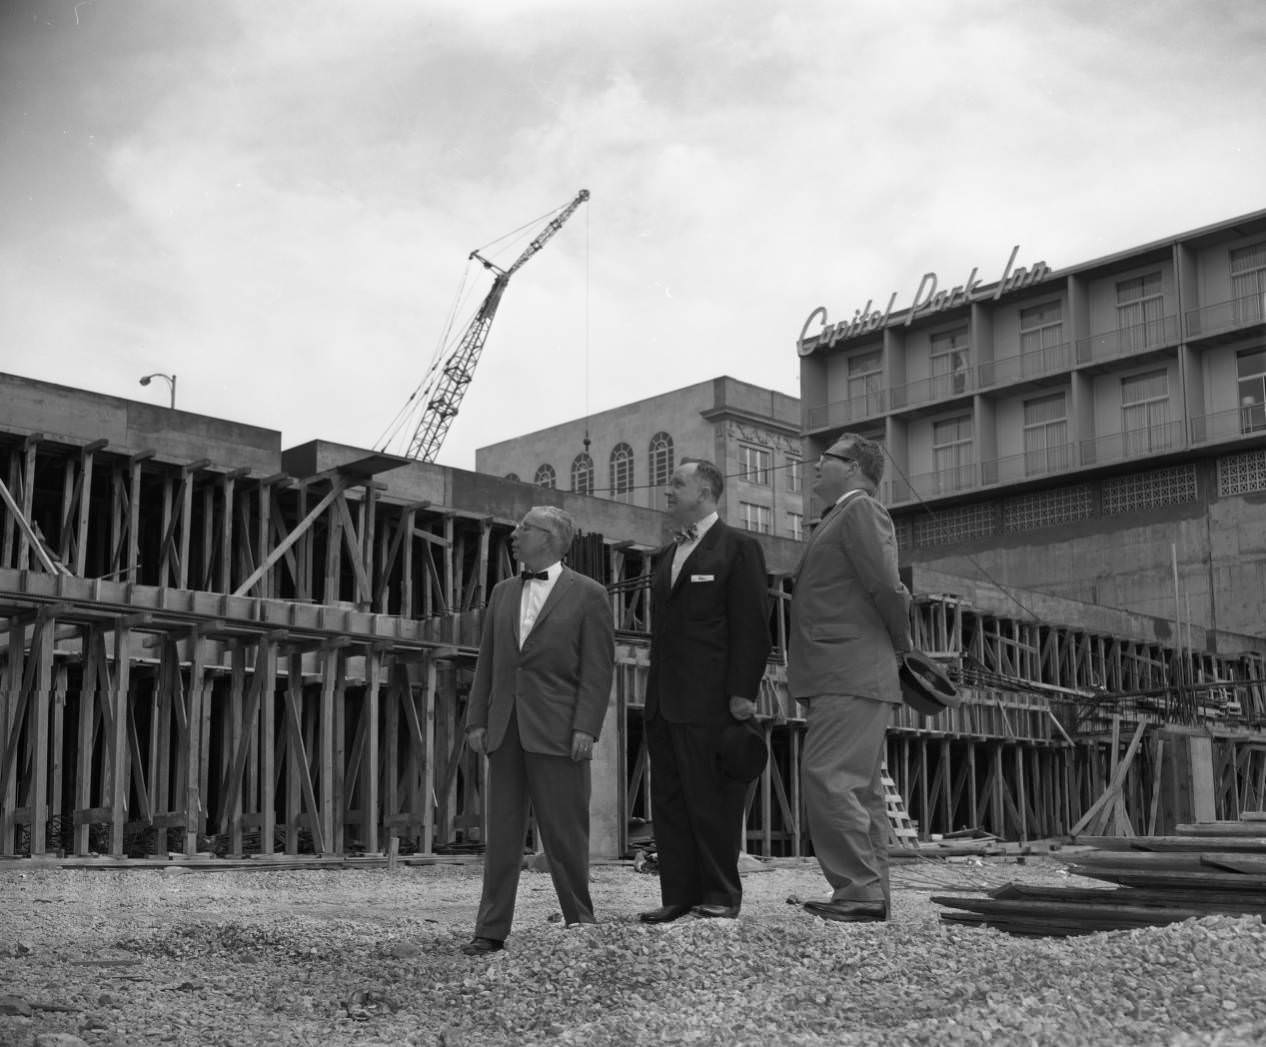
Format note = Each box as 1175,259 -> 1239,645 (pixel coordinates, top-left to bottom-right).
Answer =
139,372 -> 177,409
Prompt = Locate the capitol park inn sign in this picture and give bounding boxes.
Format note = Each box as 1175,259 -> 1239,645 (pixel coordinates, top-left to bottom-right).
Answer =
798,245 -> 1050,356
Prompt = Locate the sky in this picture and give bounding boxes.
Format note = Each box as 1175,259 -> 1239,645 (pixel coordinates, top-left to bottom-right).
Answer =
2,0 -> 1265,471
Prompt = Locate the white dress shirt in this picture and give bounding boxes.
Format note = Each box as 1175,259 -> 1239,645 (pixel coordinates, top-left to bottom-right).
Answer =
670,511 -> 718,585
519,560 -> 563,646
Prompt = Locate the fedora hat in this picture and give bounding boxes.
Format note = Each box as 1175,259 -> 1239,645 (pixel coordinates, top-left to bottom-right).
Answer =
719,718 -> 768,782
899,651 -> 959,716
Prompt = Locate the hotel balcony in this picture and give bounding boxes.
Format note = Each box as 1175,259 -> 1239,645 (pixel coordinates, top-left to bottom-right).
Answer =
1191,405 -> 1266,445
1186,293 -> 1266,341
1080,420 -> 1186,466
977,342 -> 1073,389
890,370 -> 974,411
804,390 -> 887,431
1075,315 -> 1179,365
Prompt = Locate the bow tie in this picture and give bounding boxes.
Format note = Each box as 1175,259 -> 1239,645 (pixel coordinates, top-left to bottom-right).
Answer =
673,525 -> 699,544
521,570 -> 549,581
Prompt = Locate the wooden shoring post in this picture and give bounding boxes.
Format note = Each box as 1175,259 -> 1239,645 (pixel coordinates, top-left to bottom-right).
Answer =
2,447 -> 17,567
257,479 -> 273,600
227,643 -> 246,856
108,621 -> 132,856
382,651 -> 400,841
362,486 -> 379,610
198,484 -> 214,589
918,738 -> 929,838
176,462 -> 205,590
760,720 -> 772,855
364,647 -> 382,854
789,726 -> 801,856
332,646 -> 348,854
472,518 -> 491,612
158,472 -> 175,586
285,650 -> 303,855
317,641 -> 347,854
183,633 -> 207,855
0,616 -> 20,852
400,507 -> 416,619
1014,744 -> 1028,843
443,515 -> 456,614
28,614 -> 54,855
17,436 -> 38,571
988,744 -> 1005,837
420,658 -> 435,855
219,470 -> 243,593
74,626 -> 98,855
935,739 -> 951,836
966,741 -> 978,830
259,637 -> 277,855
325,491 -> 344,605
295,481 -> 310,601
334,492 -> 372,610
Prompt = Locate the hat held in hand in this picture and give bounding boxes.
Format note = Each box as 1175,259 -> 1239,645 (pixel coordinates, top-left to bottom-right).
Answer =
899,650 -> 959,716
719,718 -> 767,782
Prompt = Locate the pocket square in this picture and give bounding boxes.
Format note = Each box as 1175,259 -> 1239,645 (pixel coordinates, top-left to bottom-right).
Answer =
690,574 -> 715,582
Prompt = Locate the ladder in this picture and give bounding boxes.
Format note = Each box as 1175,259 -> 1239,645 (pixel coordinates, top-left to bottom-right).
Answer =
881,762 -> 919,849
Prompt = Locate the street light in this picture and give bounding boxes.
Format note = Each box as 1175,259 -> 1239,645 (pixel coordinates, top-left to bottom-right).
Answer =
139,372 -> 177,409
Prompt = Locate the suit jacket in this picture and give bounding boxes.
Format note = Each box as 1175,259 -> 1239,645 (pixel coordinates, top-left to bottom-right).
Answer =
645,520 -> 771,726
788,490 -> 913,702
467,567 -> 615,757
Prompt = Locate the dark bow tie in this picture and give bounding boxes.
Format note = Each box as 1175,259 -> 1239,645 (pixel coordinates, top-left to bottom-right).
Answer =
521,570 -> 549,581
673,525 -> 699,544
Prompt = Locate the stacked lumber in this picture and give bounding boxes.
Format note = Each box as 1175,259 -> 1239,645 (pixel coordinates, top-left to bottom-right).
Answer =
933,819 -> 1266,936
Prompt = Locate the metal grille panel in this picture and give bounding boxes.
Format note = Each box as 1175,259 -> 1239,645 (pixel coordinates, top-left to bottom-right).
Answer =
1002,485 -> 1094,534
1103,465 -> 1197,515
1218,448 -> 1266,496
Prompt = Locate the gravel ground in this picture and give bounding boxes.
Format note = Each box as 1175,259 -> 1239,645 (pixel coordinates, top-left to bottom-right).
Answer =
2,854 -> 1266,1047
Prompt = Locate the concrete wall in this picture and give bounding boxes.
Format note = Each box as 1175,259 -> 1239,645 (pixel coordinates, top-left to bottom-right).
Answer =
0,371 -> 281,475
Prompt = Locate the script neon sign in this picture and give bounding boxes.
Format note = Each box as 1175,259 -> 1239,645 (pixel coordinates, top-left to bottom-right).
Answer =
797,245 -> 1051,356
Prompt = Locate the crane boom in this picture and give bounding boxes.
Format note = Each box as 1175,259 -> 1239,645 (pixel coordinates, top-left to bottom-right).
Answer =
404,188 -> 590,463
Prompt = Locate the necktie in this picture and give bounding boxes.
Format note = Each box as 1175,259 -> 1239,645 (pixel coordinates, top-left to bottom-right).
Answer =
673,525 -> 698,544
521,570 -> 549,581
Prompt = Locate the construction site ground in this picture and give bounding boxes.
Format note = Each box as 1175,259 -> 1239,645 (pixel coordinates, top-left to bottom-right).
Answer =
2,853 -> 1265,1047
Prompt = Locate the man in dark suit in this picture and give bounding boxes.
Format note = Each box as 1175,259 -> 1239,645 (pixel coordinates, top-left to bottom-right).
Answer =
640,459 -> 771,922
789,433 -> 913,923
462,505 -> 615,955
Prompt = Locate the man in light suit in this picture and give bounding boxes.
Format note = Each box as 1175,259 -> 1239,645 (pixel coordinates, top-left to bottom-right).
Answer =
640,459 -> 770,923
789,433 -> 913,923
462,506 -> 615,955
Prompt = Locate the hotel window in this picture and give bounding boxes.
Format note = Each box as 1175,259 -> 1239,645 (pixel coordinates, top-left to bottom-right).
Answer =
785,454 -> 802,493
1238,348 -> 1266,433
1121,370 -> 1173,456
930,327 -> 970,399
1116,272 -> 1164,350
648,431 -> 675,487
847,350 -> 884,415
787,511 -> 803,540
1019,301 -> 1063,377
571,453 -> 594,495
534,464 -> 556,488
610,443 -> 634,501
932,415 -> 974,493
1231,243 -> 1266,325
1023,393 -> 1069,476
740,444 -> 771,485
740,502 -> 772,535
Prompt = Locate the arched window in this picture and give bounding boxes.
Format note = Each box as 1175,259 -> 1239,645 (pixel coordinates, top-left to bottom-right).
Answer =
649,431 -> 674,487
504,472 -> 520,482
571,453 -> 594,495
610,443 -> 634,501
534,464 -> 556,489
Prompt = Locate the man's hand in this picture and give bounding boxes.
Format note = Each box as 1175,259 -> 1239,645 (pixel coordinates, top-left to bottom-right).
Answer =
729,696 -> 757,721
570,731 -> 595,762
467,727 -> 487,755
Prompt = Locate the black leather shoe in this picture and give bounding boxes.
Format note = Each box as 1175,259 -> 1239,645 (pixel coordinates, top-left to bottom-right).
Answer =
691,904 -> 740,919
803,899 -> 887,923
638,904 -> 693,924
460,936 -> 505,955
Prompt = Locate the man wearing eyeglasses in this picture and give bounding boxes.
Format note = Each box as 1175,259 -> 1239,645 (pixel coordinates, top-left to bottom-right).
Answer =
461,506 -> 615,955
789,434 -> 913,923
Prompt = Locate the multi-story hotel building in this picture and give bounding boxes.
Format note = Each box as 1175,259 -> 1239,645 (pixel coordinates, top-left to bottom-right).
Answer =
798,208 -> 1266,640
475,376 -> 805,539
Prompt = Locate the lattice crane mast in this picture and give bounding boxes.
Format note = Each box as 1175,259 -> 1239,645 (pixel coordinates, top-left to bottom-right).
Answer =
402,188 -> 590,463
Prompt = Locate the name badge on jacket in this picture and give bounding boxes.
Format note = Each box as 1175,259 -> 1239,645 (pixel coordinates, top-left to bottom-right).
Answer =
690,574 -> 715,582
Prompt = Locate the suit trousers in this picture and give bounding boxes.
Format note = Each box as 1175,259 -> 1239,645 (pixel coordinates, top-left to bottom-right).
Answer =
475,708 -> 594,940
801,694 -> 892,905
646,715 -> 748,909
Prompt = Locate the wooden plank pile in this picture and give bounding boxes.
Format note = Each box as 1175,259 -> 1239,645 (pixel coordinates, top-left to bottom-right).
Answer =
933,817 -> 1266,936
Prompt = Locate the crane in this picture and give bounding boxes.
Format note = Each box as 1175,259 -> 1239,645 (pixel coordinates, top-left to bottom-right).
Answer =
396,188 -> 590,463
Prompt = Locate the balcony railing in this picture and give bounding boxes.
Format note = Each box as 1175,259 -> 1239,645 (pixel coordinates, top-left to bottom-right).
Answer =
804,390 -> 888,431
1191,405 -> 1266,444
1075,315 -> 1178,364
896,463 -> 979,502
1187,293 -> 1266,339
889,370 -> 973,410
977,342 -> 1072,389
1080,420 -> 1186,466
979,443 -> 1078,486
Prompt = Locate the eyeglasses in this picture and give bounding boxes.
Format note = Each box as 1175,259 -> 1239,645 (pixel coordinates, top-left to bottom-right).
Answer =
515,521 -> 552,535
818,452 -> 856,468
